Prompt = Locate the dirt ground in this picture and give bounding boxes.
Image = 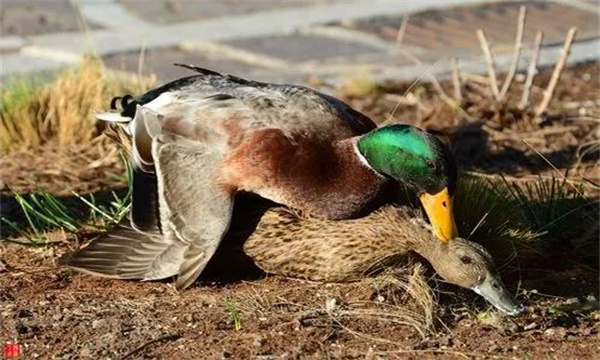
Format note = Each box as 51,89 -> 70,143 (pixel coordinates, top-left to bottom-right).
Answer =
1,63 -> 599,359
1,241 -> 598,360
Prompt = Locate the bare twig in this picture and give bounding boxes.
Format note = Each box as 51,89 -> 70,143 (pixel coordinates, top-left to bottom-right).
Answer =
464,170 -> 598,189
477,29 -> 500,101
520,31 -> 544,109
535,27 -> 578,118
430,76 -> 453,104
387,43 -> 443,124
460,72 -> 490,85
499,6 -> 527,100
451,58 -> 463,102
429,74 -> 474,121
395,32 -> 471,122
395,15 -> 410,48
137,39 -> 147,79
522,138 -> 587,197
490,125 -> 579,141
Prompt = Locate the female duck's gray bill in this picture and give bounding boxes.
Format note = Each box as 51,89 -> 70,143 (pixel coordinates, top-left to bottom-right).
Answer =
472,273 -> 524,316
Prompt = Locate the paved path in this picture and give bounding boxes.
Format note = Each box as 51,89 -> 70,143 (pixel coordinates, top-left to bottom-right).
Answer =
1,0 -> 599,86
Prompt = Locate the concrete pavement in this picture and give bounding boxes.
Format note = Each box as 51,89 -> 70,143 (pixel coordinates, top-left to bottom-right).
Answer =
1,0 -> 598,85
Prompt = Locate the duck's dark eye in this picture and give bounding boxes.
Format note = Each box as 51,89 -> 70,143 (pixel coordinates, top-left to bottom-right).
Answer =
425,160 -> 436,170
460,255 -> 472,264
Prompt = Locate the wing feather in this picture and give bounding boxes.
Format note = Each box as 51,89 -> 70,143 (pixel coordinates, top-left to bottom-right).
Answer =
153,136 -> 233,290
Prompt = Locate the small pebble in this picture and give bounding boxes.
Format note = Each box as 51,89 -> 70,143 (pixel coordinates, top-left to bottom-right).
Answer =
325,298 -> 337,312
91,319 -> 105,329
253,337 -> 263,347
488,344 -> 499,352
565,298 -> 580,305
544,327 -> 567,338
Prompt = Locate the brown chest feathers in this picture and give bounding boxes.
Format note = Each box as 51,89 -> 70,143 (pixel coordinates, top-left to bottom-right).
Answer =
219,129 -> 387,219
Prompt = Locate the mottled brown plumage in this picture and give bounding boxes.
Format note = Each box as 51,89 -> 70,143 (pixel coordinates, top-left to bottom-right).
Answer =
244,205 -> 524,315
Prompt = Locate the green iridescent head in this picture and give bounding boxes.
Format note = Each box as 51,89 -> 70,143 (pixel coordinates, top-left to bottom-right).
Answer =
357,124 -> 458,241
357,124 -> 456,194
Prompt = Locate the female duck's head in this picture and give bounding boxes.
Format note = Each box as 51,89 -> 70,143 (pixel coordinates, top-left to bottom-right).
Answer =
422,238 -> 524,316
357,124 -> 458,241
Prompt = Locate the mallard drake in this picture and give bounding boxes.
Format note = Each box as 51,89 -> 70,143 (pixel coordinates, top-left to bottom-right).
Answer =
244,205 -> 523,316
65,65 -> 458,290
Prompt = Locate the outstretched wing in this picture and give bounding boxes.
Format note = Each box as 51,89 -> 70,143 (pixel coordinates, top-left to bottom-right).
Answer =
153,134 -> 233,290
61,219 -> 185,280
63,106 -> 183,280
66,106 -> 233,288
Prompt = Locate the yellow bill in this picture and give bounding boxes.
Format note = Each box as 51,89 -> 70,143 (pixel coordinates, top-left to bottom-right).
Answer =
419,188 -> 458,241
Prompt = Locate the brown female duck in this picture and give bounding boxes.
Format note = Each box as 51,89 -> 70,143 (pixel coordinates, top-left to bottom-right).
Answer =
244,205 -> 524,316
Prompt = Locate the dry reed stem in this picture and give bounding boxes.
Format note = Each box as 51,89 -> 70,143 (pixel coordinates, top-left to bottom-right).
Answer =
520,31 -> 544,109
395,15 -> 410,48
451,58 -> 463,102
387,16 -> 450,125
391,30 -> 471,122
386,51 -> 442,124
460,72 -> 490,85
499,6 -> 527,100
429,74 -> 475,122
535,27 -> 578,118
490,125 -> 580,141
522,138 -> 588,198
477,29 -> 500,101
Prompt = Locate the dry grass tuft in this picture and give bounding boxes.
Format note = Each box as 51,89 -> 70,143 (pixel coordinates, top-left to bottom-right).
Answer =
363,263 -> 435,335
338,73 -> 378,98
233,263 -> 436,343
0,57 -> 154,153
0,136 -> 125,196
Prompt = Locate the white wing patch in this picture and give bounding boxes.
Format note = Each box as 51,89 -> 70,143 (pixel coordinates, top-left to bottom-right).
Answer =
94,111 -> 131,123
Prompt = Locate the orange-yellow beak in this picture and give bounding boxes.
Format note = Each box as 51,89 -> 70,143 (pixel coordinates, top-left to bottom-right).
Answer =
419,188 -> 458,242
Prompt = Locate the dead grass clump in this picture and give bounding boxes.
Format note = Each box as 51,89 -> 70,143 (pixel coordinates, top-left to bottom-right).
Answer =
304,265 -> 434,341
0,58 -> 154,153
0,136 -> 125,196
232,264 -> 435,345
364,264 -> 435,334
